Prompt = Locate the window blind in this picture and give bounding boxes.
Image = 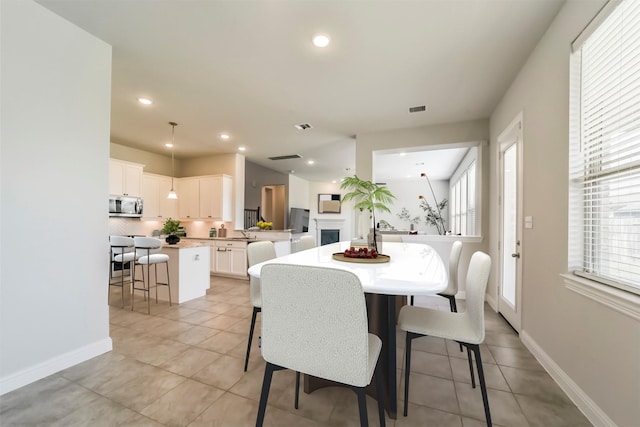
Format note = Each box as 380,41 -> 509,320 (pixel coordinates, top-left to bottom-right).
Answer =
569,0 -> 640,294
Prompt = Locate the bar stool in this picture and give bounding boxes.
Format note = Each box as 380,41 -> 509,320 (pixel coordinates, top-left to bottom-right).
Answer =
132,237 -> 171,314
109,236 -> 136,307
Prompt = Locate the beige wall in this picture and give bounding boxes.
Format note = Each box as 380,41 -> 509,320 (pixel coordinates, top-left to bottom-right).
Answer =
2,0 -> 112,393
180,153 -> 238,177
489,0 -> 639,425
110,142 -> 176,175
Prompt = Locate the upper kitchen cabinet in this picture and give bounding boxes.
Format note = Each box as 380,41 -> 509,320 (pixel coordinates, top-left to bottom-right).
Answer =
141,173 -> 178,220
200,175 -> 232,221
177,178 -> 200,219
109,159 -> 143,196
177,174 -> 232,221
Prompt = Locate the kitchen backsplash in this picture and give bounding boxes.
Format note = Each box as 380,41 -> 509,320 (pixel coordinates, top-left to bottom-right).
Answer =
108,218 -> 231,238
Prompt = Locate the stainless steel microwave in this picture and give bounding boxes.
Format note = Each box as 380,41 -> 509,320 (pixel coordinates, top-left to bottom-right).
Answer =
109,195 -> 143,217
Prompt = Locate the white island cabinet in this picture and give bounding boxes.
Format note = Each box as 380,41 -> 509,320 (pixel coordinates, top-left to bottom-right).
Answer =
151,241 -> 210,303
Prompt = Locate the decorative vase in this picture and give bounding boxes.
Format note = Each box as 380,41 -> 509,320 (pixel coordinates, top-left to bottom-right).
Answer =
165,234 -> 180,244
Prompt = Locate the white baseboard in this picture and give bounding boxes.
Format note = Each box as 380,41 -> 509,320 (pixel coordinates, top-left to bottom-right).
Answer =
0,338 -> 112,396
520,330 -> 617,427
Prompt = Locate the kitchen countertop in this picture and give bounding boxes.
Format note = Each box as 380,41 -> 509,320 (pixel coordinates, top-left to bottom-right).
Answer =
181,237 -> 257,242
161,241 -> 213,249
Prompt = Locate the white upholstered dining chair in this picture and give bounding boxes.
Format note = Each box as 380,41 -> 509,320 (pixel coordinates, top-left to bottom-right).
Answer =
256,263 -> 385,427
298,235 -> 316,251
244,240 -> 277,372
398,251 -> 492,426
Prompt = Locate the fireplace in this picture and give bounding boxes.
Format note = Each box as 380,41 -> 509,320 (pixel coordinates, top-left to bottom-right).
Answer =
314,218 -> 345,246
320,229 -> 340,246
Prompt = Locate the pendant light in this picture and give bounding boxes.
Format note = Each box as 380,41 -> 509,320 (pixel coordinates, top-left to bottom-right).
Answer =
167,121 -> 178,199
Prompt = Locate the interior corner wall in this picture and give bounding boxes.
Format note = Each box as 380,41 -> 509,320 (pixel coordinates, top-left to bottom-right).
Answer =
244,160 -> 288,211
0,0 -> 112,394
488,0 -> 639,425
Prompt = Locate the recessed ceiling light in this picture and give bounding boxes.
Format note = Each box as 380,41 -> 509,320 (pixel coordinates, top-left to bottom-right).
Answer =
399,152 -> 406,156
332,180 -> 337,184
312,33 -> 330,48
165,143 -> 173,148
220,133 -> 230,140
238,146 -> 246,151
137,97 -> 153,105
307,160 -> 315,165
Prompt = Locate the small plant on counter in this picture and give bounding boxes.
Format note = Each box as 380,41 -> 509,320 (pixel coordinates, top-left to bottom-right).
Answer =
161,217 -> 181,235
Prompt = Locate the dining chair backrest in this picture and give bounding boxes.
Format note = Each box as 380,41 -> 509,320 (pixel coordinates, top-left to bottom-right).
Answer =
246,241 -> 277,307
440,240 -> 463,296
133,237 -> 162,257
462,251 -> 492,344
298,235 -> 316,251
260,263 -> 371,387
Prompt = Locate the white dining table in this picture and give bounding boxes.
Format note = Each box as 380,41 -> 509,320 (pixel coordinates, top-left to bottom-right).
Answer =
247,241 -> 447,419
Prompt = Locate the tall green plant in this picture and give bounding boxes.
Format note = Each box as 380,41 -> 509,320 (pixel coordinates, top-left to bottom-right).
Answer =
340,175 -> 395,251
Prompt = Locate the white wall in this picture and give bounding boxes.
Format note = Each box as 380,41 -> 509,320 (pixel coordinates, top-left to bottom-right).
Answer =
307,182 -> 352,242
489,0 -> 639,425
288,174 -> 310,212
375,178 -> 449,234
1,0 -> 112,394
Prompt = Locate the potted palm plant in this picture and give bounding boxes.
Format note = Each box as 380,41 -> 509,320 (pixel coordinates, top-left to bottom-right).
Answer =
340,175 -> 396,252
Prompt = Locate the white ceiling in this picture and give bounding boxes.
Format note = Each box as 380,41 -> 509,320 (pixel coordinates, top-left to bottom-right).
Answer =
36,0 -> 564,182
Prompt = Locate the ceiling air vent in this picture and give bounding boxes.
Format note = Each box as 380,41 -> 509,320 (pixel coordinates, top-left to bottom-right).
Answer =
294,123 -> 313,130
268,154 -> 303,161
409,105 -> 427,113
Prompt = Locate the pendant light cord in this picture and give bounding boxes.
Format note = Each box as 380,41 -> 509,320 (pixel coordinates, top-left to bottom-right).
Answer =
169,122 -> 177,191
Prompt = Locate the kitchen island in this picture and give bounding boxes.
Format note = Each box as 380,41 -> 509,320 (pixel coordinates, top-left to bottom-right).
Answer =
150,241 -> 211,303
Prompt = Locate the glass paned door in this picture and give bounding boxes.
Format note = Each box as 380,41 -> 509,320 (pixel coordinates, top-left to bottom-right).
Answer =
502,144 -> 517,307
498,114 -> 523,332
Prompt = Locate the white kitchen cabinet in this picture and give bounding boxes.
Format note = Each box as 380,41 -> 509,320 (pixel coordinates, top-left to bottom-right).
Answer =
109,159 -> 143,196
141,173 -> 178,220
212,240 -> 247,278
177,178 -> 200,219
200,175 -> 232,221
177,174 -> 233,221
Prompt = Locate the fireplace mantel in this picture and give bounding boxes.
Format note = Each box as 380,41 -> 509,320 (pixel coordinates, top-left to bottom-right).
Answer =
314,218 -> 345,244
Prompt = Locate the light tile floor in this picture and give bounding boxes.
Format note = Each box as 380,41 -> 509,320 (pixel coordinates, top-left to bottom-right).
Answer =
0,276 -> 591,426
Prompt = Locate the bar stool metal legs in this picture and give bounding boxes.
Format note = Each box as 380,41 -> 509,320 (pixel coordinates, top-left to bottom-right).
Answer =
131,237 -> 171,314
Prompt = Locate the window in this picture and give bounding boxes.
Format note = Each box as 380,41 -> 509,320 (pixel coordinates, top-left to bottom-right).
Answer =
569,0 -> 640,295
450,160 -> 476,235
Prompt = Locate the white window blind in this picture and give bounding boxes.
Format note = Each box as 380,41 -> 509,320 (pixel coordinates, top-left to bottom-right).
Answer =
569,0 -> 640,294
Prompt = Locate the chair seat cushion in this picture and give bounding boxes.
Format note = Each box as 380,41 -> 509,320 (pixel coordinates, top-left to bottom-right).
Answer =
137,254 -> 169,265
114,252 -> 136,263
398,305 -> 483,345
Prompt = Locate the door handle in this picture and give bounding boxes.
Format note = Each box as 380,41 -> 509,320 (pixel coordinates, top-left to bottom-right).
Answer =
512,252 -> 520,258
